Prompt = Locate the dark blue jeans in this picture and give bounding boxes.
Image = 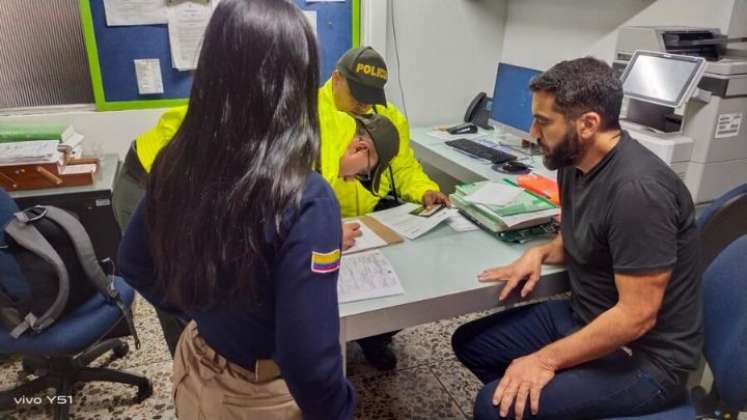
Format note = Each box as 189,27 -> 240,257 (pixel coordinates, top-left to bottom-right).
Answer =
452,300 -> 687,419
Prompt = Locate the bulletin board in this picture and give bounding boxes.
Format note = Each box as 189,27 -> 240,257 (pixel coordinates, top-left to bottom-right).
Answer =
79,0 -> 360,111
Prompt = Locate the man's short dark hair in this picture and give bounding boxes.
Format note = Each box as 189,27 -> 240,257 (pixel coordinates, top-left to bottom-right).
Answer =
529,57 -> 622,130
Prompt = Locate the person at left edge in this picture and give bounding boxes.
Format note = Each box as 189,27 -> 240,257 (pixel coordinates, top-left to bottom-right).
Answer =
117,0 -> 356,418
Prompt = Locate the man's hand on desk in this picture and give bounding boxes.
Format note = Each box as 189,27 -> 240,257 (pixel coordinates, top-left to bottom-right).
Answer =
492,352 -> 557,420
342,222 -> 362,251
422,190 -> 451,209
478,247 -> 544,301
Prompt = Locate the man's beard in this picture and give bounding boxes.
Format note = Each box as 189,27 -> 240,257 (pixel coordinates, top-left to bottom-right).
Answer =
539,126 -> 583,170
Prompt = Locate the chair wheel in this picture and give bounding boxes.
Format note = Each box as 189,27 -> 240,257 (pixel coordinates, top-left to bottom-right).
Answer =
135,380 -> 153,403
113,342 -> 129,359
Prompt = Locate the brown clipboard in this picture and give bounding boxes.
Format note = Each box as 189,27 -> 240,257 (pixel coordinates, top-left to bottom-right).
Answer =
358,215 -> 403,246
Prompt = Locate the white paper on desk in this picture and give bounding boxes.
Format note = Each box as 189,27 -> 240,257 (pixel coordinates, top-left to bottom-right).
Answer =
447,212 -> 479,232
464,182 -> 524,207
0,141 -> 60,165
302,10 -> 317,36
134,59 -> 165,95
103,0 -> 168,26
499,208 -> 560,228
338,250 -> 404,303
427,130 -> 483,141
167,1 -> 213,71
369,202 -> 454,240
342,220 -> 388,255
61,130 -> 85,149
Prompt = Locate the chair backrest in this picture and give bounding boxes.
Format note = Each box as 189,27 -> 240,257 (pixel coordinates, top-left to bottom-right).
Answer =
696,183 -> 747,271
702,234 -> 747,410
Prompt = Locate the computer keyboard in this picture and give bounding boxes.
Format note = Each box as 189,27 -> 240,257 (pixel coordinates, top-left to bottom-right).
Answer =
445,138 -> 517,164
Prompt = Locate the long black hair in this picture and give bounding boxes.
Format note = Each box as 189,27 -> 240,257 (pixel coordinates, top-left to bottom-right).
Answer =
146,0 -> 320,312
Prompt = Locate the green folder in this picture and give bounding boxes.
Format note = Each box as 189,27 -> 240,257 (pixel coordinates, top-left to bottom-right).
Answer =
450,179 -> 559,233
450,194 -> 503,231
0,123 -> 68,143
454,179 -> 555,217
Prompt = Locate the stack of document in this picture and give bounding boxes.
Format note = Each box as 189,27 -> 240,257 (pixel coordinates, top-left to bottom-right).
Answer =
0,123 -> 84,160
462,182 -> 524,207
450,180 -> 560,232
0,140 -> 61,166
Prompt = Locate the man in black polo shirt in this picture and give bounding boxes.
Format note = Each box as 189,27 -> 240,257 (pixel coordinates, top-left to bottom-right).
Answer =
451,57 -> 702,420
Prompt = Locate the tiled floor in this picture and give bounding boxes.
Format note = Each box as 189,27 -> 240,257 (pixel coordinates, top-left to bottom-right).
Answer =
0,295 -> 489,419
1,295 -> 745,419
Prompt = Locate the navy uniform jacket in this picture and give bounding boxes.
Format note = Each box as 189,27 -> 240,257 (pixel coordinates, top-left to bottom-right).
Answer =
118,173 -> 356,420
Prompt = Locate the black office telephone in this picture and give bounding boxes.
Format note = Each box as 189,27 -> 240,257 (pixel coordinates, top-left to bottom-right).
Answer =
464,92 -> 493,130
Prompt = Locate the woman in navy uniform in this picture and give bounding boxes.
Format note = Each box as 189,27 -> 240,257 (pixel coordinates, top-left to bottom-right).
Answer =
117,0 -> 356,418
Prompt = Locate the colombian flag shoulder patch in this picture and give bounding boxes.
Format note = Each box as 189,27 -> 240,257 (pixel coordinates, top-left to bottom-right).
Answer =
311,249 -> 341,273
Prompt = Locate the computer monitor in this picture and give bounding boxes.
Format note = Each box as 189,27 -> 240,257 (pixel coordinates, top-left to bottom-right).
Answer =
620,50 -> 706,109
490,63 -> 542,137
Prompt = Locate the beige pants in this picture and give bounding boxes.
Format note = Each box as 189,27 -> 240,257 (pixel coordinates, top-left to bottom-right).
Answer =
172,321 -> 302,420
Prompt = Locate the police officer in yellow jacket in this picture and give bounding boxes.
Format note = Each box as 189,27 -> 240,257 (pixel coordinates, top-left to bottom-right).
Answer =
318,46 -> 449,220
112,105 -> 187,231
318,46 -> 449,371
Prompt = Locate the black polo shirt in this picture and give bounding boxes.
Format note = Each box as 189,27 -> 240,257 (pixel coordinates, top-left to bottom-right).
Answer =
558,130 -> 702,383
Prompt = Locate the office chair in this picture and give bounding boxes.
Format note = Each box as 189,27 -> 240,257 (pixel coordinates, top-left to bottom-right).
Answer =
694,234 -> 747,417
0,276 -> 152,420
696,183 -> 747,270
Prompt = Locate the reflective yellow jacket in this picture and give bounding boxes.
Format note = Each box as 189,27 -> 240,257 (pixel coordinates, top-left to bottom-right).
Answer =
134,105 -> 188,173
134,84 -> 438,217
318,80 -> 438,217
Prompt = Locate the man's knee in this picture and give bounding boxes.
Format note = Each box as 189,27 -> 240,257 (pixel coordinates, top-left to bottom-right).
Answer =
451,322 -> 476,366
473,382 -> 499,420
451,324 -> 465,355
452,318 -> 512,380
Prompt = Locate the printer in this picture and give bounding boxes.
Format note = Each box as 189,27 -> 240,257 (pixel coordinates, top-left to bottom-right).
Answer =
615,26 -> 747,203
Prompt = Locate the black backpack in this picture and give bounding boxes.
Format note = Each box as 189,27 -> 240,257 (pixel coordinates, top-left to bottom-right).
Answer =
0,205 -> 138,346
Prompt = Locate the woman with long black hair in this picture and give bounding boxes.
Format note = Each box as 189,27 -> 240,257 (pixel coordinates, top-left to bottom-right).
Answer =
118,0 -> 356,418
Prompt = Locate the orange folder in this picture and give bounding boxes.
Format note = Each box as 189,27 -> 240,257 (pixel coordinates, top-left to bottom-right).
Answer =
517,173 -> 560,206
